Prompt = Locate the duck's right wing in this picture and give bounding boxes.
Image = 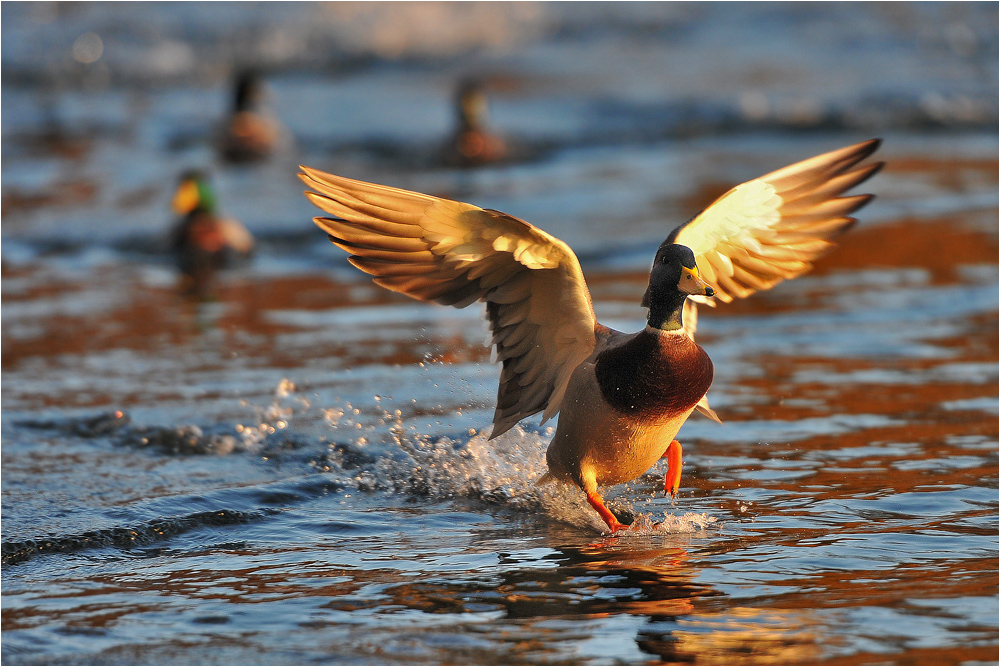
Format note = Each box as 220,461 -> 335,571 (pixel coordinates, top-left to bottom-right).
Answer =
300,167 -> 597,438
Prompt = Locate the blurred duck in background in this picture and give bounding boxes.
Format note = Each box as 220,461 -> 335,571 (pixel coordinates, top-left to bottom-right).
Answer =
218,71 -> 287,163
446,79 -> 507,167
170,170 -> 254,298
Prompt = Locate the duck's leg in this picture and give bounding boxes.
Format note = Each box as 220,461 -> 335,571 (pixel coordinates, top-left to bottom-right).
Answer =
586,491 -> 630,533
662,439 -> 683,497
579,465 -> 632,532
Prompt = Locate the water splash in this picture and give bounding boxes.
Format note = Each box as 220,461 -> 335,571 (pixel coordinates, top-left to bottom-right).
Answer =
228,378 -> 723,534
17,379 -> 720,535
611,511 -> 720,536
308,403 -> 720,534
235,378 -> 309,450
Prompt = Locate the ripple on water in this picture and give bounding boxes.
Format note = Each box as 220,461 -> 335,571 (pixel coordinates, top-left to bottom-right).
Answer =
2,11 -> 997,657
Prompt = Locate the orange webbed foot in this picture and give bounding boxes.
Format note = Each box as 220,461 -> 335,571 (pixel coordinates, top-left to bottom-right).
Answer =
662,439 -> 683,498
586,491 -> 632,533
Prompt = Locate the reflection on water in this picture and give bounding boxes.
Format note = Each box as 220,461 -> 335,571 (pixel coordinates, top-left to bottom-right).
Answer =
4,201 -> 997,663
2,2 -> 998,665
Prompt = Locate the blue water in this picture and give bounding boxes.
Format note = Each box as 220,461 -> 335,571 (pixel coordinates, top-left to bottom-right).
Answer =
2,3 -> 998,665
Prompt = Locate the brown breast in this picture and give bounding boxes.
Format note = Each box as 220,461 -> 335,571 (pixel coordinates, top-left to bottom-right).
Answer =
594,329 -> 713,420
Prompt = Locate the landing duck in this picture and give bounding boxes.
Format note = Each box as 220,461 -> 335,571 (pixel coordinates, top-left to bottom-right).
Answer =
300,139 -> 882,532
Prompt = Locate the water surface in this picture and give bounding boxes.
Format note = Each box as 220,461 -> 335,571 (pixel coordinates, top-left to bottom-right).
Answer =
2,3 -> 998,665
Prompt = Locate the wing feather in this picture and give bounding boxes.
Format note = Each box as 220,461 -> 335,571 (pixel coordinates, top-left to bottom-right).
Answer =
301,167 -> 597,438
673,139 -> 882,313
781,166 -> 880,208
304,192 -> 425,229
349,257 -> 440,276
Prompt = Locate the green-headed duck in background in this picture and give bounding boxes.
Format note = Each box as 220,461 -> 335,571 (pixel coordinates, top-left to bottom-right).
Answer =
171,170 -> 254,297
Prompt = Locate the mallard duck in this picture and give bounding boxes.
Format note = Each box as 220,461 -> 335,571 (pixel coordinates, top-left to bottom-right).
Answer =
446,80 -> 508,167
218,71 -> 286,163
300,139 -> 882,532
171,170 -> 254,297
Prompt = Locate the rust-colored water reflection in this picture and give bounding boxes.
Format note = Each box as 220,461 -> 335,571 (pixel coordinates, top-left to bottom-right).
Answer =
4,149 -> 997,664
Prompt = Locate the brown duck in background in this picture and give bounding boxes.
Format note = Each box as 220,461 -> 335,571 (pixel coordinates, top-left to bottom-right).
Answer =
218,71 -> 287,164
446,80 -> 508,167
171,170 -> 254,298
300,139 -> 882,532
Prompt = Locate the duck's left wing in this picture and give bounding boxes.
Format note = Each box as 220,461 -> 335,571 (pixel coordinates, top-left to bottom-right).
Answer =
299,167 -> 597,438
669,139 -> 883,311
661,139 -> 881,422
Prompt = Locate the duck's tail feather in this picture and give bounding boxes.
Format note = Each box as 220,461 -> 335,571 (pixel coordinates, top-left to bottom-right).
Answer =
696,395 -> 723,424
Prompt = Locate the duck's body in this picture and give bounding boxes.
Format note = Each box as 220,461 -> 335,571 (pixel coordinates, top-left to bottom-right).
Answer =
300,139 -> 882,532
567,326 -> 711,471
549,325 -> 712,482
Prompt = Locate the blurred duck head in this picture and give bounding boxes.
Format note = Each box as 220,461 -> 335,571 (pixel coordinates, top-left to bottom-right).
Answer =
456,79 -> 490,131
233,71 -> 264,113
172,170 -> 215,216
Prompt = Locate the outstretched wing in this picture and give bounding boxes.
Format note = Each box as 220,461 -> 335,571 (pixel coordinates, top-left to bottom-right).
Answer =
670,139 -> 882,309
663,139 -> 881,423
299,167 -> 597,438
